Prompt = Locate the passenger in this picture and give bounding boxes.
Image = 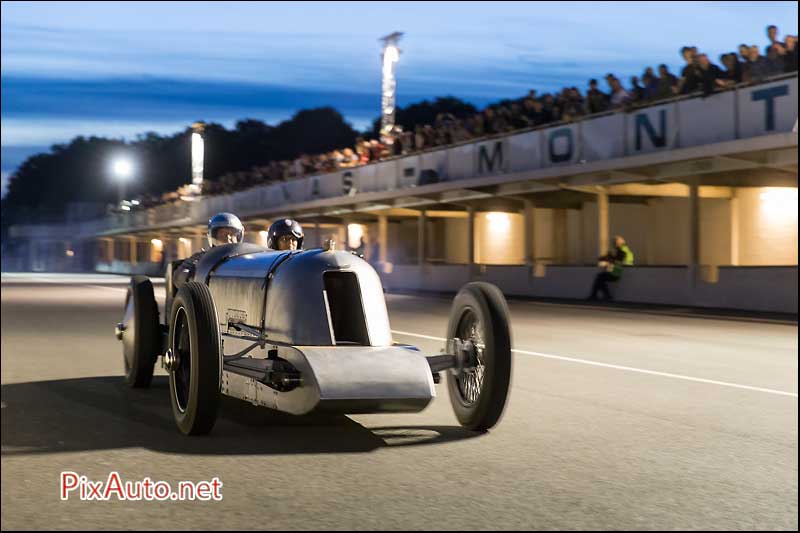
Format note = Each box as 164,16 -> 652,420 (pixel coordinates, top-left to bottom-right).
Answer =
207,212 -> 244,247
588,235 -> 634,301
266,218 -> 304,251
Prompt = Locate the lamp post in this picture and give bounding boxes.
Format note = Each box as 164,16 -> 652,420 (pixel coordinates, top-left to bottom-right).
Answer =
379,32 -> 403,144
112,157 -> 133,204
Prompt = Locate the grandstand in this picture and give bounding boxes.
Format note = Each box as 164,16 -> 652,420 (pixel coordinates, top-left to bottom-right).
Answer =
4,37 -> 798,314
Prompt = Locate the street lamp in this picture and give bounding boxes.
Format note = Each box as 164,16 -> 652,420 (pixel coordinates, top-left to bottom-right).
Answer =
379,32 -> 403,144
111,157 -> 133,204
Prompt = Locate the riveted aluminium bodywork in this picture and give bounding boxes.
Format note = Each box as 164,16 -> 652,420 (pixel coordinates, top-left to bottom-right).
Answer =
195,244 -> 433,414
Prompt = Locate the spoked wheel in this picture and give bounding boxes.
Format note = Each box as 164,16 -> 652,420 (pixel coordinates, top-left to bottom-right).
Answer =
119,276 -> 159,388
445,282 -> 512,431
167,281 -> 221,435
453,310 -> 487,405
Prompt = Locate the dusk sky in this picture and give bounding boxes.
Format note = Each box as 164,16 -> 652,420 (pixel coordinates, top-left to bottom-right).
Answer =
1,1 -> 798,195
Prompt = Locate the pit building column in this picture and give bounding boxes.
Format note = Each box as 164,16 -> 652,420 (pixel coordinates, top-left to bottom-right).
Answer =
523,199 -> 534,267
378,214 -> 388,264
129,236 -> 138,265
417,209 -> 427,265
467,205 -> 476,277
688,180 -> 700,292
597,187 -> 609,256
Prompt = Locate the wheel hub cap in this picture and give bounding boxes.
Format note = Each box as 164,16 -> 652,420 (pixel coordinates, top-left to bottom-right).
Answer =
163,348 -> 180,372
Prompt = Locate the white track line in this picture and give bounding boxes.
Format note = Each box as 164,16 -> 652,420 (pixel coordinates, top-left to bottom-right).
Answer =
391,330 -> 798,398
85,285 -> 128,293
72,287 -> 798,399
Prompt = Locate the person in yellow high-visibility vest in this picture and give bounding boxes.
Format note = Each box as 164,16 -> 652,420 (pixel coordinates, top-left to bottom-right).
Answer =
589,235 -> 634,301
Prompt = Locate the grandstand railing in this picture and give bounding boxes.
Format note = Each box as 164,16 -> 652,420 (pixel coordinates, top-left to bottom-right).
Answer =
80,74 -> 798,237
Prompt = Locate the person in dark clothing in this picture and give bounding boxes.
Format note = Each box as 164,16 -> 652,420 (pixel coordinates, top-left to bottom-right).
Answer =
588,235 -> 634,301
738,43 -> 749,61
765,24 -> 781,56
697,53 -> 726,94
764,45 -> 787,77
655,64 -> 678,99
641,67 -> 659,100
720,53 -> 743,83
630,76 -> 645,102
783,35 -> 797,72
266,218 -> 304,250
784,35 -> 798,72
542,94 -> 559,123
585,78 -> 609,114
677,46 -> 702,94
523,98 -> 547,126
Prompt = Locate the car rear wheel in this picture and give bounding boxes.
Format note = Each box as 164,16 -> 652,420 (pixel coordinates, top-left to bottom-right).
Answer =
445,282 -> 512,431
167,281 -> 221,435
120,276 -> 159,388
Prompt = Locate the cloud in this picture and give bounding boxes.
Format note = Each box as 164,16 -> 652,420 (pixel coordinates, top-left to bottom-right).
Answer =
1,76 -> 380,120
2,0 -> 797,190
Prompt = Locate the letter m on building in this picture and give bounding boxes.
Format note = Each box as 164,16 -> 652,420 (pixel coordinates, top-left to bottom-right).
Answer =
478,141 -> 504,174
635,110 -> 667,151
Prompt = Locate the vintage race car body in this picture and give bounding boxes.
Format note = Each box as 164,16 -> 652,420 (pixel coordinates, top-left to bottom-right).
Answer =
200,243 -> 435,414
119,241 -> 512,435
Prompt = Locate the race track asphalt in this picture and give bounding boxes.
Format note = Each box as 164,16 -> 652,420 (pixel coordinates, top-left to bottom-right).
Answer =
1,274 -> 797,530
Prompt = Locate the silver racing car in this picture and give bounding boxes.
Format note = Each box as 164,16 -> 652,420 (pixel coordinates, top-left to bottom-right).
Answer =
115,241 -> 512,435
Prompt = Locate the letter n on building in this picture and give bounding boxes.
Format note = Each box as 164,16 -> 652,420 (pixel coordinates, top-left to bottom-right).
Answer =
635,110 -> 667,151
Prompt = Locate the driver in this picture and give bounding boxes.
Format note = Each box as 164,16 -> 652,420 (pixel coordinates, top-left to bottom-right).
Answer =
266,218 -> 304,251
168,212 -> 245,304
207,212 -> 245,247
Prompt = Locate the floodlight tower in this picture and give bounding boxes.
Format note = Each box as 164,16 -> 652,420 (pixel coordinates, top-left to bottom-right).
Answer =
190,121 -> 206,195
379,32 -> 403,144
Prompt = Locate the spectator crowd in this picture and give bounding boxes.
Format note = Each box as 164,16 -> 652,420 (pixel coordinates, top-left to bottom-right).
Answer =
144,25 -> 798,202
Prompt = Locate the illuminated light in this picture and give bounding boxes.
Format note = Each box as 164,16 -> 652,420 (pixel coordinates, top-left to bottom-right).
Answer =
379,33 -> 402,141
760,188 -> 798,216
382,44 -> 400,77
130,199 -> 140,206
150,239 -> 163,249
65,249 -> 75,257
112,158 -> 133,180
178,237 -> 192,257
486,212 -> 511,231
347,223 -> 365,249
191,132 -> 204,187
120,205 -> 131,211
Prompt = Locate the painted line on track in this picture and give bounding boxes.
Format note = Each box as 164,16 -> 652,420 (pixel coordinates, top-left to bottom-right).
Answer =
75,284 -> 798,399
390,329 -> 798,399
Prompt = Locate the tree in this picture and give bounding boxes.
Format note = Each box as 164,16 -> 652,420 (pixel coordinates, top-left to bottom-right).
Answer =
368,96 -> 479,137
4,95 -> 492,236
272,107 -> 358,160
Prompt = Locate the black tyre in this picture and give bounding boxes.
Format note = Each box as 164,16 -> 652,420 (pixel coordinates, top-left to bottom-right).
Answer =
445,282 -> 512,431
121,275 -> 159,388
167,281 -> 221,435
